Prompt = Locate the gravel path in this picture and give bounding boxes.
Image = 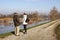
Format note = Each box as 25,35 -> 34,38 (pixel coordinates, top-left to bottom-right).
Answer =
0,19 -> 60,40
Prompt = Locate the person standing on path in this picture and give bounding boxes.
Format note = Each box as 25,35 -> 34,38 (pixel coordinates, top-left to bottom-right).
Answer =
23,13 -> 29,34
13,13 -> 20,36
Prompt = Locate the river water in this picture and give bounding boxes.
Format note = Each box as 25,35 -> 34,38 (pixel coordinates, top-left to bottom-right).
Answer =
0,20 -> 50,34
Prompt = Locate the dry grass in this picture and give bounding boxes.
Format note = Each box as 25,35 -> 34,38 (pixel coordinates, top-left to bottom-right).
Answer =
55,24 -> 60,40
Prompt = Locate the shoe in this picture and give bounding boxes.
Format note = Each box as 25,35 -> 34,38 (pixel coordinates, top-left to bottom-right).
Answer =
15,34 -> 20,36
23,32 -> 27,34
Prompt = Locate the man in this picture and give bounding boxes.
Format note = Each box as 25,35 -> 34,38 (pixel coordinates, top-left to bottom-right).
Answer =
23,13 -> 28,34
13,13 -> 20,36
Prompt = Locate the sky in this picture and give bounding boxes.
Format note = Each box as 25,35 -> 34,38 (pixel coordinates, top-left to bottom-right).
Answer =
0,0 -> 60,14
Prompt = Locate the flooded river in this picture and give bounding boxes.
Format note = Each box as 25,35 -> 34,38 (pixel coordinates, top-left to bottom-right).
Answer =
0,20 -> 50,34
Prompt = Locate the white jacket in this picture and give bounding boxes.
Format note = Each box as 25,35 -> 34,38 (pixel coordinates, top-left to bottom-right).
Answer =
23,15 -> 28,25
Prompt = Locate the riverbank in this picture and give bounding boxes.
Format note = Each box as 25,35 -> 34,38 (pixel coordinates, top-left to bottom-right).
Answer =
0,21 -> 49,38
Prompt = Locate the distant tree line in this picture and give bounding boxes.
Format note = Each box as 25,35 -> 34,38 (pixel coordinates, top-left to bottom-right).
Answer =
0,6 -> 60,21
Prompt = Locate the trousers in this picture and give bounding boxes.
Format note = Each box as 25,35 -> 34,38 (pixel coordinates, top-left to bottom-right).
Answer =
15,26 -> 20,36
23,25 -> 27,32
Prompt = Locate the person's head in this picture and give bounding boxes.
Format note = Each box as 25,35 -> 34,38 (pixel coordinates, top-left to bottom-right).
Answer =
14,12 -> 18,15
24,13 -> 27,15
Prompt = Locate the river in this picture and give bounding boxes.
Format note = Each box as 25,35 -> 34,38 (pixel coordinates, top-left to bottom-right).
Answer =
0,20 -> 50,34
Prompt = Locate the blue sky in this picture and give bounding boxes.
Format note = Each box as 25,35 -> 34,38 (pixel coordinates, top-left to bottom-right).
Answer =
0,0 -> 60,14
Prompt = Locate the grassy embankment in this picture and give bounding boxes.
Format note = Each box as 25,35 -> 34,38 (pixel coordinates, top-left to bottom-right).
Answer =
55,24 -> 60,40
0,21 -> 50,38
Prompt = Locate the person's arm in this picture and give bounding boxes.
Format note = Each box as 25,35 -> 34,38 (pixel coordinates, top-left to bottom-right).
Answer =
16,15 -> 21,24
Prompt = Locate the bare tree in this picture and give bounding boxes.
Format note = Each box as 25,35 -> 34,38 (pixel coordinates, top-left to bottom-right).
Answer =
49,6 -> 59,20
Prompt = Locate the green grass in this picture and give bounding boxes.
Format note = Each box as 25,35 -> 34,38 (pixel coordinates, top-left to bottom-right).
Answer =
0,21 -> 50,38
55,24 -> 60,40
27,22 -> 49,30
0,32 -> 12,38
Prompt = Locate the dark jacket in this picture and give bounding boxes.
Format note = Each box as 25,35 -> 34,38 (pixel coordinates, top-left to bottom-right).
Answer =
13,14 -> 20,26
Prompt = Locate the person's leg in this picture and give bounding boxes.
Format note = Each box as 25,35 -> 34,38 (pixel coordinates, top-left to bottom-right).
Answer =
14,27 -> 16,35
15,27 -> 17,35
15,26 -> 20,36
24,25 -> 27,33
16,26 -> 20,36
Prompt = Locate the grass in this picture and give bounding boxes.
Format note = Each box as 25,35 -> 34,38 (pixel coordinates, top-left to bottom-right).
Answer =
0,21 -> 50,38
0,32 -> 12,38
27,22 -> 49,30
55,24 -> 60,40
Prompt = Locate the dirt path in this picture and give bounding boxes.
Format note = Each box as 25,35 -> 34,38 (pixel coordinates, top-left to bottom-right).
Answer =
0,19 -> 60,40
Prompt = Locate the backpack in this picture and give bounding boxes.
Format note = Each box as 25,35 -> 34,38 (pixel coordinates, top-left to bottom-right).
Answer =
25,18 -> 30,23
